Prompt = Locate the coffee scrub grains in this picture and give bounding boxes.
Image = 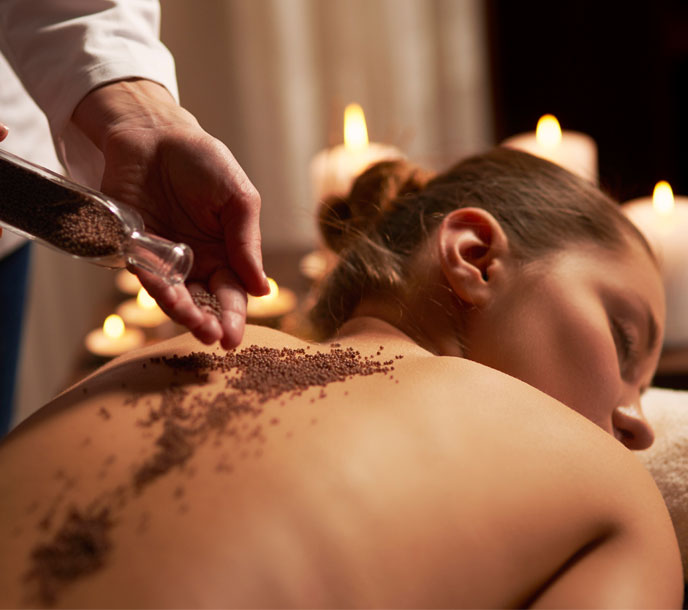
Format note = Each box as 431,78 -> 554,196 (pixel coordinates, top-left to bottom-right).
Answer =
21,342 -> 401,605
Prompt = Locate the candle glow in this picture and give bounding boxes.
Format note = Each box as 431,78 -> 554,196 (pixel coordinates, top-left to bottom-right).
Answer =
501,114 -> 597,183
255,277 -> 280,303
623,184 -> 688,346
246,277 -> 296,322
535,114 -> 562,149
103,314 -> 125,339
344,103 -> 369,151
136,287 -> 157,310
86,313 -> 145,357
117,287 -> 168,328
653,180 -> 675,216
310,103 -> 404,206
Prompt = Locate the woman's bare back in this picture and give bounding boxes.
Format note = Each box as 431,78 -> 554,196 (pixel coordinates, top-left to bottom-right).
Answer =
0,319 -> 681,608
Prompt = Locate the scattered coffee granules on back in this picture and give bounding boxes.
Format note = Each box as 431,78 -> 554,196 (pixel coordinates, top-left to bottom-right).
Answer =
191,288 -> 222,321
23,342 -> 401,606
137,343 -> 398,492
133,419 -> 195,492
25,507 -> 113,606
155,344 -> 396,403
0,156 -> 125,257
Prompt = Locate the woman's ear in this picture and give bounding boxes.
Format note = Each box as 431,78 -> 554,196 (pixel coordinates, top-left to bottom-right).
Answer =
438,207 -> 509,307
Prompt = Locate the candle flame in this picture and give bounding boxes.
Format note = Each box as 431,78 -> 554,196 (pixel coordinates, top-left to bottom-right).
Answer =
536,114 -> 562,148
653,180 -> 675,215
257,277 -> 280,303
103,314 -> 125,339
344,103 -> 369,151
137,287 -> 157,310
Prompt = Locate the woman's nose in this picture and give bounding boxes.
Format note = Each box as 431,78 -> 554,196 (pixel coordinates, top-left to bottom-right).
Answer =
612,401 -> 655,450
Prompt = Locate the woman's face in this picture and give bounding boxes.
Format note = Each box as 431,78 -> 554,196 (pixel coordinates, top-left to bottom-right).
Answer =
463,238 -> 665,449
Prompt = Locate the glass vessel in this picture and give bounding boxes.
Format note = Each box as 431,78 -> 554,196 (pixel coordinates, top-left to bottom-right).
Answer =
0,148 -> 193,284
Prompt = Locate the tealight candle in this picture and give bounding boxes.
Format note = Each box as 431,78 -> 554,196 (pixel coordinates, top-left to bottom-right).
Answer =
85,314 -> 145,358
623,181 -> 688,346
115,269 -> 142,295
502,114 -> 598,183
310,103 -> 404,204
246,277 -> 296,324
117,287 -> 169,328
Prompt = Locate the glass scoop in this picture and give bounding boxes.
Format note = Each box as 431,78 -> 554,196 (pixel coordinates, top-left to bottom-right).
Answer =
0,148 -> 193,284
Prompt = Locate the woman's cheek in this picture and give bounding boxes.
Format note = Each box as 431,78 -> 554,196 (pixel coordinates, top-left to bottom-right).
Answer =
540,311 -> 617,422
570,328 -> 622,427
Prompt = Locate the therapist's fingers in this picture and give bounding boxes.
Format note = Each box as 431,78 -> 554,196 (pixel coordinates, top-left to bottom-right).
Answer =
133,266 -> 244,347
206,267 -> 248,350
133,266 -> 205,330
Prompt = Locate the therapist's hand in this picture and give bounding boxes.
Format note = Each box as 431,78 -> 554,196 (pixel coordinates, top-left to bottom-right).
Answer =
72,79 -> 269,349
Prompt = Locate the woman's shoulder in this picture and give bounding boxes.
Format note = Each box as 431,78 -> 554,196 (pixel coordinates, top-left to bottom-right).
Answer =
378,354 -> 682,603
375,349 -> 672,520
0,325 -> 681,607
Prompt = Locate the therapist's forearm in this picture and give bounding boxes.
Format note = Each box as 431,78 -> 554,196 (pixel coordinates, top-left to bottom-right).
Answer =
71,79 -> 197,151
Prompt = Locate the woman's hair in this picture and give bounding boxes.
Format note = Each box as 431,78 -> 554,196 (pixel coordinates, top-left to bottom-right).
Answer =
311,146 -> 652,338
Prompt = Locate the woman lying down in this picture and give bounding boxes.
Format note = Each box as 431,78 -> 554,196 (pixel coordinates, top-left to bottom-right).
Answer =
0,148 -> 682,608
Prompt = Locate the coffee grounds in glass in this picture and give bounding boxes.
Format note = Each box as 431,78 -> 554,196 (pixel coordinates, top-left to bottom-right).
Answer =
0,156 -> 126,257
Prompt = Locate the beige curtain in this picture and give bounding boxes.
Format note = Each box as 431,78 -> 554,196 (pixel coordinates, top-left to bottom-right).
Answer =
161,0 -> 494,249
14,0 -> 493,424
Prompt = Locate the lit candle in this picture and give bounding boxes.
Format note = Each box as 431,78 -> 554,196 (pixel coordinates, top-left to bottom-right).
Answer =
246,277 -> 296,324
310,103 -> 404,204
623,181 -> 688,346
85,314 -> 145,358
502,114 -> 598,183
115,269 -> 142,295
117,287 -> 169,328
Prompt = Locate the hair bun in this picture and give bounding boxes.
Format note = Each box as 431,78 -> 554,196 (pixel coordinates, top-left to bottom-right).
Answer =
318,159 -> 432,253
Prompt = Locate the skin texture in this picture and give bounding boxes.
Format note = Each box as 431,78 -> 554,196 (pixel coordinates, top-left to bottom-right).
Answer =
0,209 -> 681,607
71,79 -> 270,349
373,208 -> 665,450
0,322 -> 681,608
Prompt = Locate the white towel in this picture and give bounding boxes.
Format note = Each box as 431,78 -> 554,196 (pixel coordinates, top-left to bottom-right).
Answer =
637,387 -> 688,580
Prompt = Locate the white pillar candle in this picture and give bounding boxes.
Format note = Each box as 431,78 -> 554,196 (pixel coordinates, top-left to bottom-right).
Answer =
310,103 -> 404,205
502,114 -> 598,183
623,181 -> 688,347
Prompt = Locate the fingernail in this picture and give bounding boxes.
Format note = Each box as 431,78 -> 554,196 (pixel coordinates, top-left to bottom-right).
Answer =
260,271 -> 270,294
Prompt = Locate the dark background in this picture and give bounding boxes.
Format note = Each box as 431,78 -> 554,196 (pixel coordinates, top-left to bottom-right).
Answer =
487,1 -> 688,203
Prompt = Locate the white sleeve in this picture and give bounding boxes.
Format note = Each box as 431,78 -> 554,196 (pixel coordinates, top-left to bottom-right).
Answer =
0,0 -> 179,187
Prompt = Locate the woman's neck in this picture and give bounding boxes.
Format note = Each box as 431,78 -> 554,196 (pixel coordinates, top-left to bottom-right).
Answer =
347,292 -> 466,358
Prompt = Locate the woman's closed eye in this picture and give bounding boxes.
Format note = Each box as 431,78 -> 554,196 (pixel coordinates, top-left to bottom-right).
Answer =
612,317 -> 640,374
